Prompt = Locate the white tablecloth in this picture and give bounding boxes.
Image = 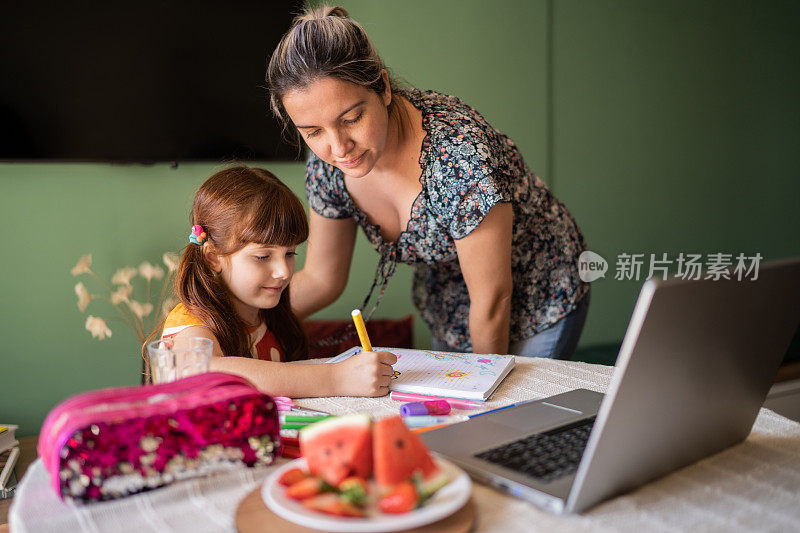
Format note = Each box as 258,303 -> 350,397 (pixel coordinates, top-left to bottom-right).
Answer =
10,358 -> 800,532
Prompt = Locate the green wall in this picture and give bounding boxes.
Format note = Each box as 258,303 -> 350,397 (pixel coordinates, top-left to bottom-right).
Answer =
551,0 -> 800,344
2,0 -> 798,437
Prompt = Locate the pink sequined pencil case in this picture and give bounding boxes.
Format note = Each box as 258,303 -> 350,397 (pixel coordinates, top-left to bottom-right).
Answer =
38,372 -> 281,503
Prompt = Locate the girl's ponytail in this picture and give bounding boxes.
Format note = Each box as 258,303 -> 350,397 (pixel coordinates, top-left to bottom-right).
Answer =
176,241 -> 251,359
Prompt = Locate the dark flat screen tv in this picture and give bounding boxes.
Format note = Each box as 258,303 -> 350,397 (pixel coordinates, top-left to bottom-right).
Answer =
0,1 -> 303,163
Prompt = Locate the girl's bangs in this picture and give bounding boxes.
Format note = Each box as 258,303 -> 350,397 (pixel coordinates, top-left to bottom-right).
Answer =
238,189 -> 308,247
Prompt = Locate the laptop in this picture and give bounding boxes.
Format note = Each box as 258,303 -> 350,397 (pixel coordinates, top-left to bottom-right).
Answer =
421,257 -> 800,513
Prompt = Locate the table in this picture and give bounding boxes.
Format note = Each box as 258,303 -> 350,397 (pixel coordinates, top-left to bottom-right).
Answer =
9,358 -> 800,532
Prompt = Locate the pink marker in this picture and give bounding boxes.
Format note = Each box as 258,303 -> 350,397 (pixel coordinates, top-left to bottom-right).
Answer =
390,391 -> 486,410
400,400 -> 451,417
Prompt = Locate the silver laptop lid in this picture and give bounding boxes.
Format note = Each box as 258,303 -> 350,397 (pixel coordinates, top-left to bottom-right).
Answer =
567,257 -> 800,512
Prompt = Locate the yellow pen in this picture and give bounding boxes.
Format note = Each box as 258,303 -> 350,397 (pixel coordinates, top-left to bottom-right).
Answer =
351,309 -> 373,352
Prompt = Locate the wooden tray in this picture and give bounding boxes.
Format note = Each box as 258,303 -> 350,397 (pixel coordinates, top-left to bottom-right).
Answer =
235,487 -> 475,533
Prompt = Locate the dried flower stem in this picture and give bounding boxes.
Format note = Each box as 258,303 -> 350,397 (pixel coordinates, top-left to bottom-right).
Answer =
98,295 -> 141,339
88,270 -> 114,294
74,255 -> 176,346
87,269 -> 145,340
73,253 -> 177,385
154,274 -> 173,323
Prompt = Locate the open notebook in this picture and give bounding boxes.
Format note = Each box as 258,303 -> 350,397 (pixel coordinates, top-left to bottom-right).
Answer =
328,347 -> 515,401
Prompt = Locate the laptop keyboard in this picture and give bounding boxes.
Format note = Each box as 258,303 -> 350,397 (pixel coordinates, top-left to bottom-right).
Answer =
475,417 -> 596,484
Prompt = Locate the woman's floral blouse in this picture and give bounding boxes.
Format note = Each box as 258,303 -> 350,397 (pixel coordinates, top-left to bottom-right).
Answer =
305,88 -> 588,352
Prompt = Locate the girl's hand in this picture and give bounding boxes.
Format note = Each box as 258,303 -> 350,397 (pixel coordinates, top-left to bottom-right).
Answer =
333,350 -> 398,397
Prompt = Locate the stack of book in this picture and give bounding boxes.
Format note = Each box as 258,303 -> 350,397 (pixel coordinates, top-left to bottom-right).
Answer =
1,424 -> 20,499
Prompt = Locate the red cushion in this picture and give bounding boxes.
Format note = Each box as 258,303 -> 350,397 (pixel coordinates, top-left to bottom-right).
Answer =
303,315 -> 414,359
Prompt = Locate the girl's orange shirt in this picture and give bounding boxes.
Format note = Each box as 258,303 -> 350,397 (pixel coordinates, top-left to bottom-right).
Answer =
161,303 -> 284,362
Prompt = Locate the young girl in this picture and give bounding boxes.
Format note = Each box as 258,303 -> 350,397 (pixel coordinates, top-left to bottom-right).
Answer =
161,166 -> 396,397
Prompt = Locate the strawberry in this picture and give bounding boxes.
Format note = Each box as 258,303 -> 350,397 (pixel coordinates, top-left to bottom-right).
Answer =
303,493 -> 365,517
278,467 -> 308,487
285,476 -> 324,500
378,481 -> 418,514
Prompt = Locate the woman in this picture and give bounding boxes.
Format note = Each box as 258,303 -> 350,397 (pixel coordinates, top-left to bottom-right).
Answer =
267,5 -> 589,358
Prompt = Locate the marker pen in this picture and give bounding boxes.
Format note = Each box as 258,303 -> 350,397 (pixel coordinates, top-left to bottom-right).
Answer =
401,415 -> 469,428
390,391 -> 486,410
399,400 -> 451,417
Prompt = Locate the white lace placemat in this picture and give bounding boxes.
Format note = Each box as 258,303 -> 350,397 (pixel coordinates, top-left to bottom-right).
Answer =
10,358 -> 800,532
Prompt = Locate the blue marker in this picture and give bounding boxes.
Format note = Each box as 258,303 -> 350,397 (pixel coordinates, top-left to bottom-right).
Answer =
468,399 -> 536,419
326,346 -> 363,364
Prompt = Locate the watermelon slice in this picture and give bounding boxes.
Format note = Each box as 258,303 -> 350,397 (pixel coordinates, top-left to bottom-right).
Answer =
300,414 -> 373,485
373,416 -> 449,494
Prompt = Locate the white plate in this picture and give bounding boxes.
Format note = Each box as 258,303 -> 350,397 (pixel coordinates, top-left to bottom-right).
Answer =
261,456 -> 472,532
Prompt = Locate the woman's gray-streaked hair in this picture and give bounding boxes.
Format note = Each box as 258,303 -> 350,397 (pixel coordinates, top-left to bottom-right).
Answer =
266,5 -> 404,145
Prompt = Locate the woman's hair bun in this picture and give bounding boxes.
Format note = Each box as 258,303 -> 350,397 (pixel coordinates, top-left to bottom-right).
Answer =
297,5 -> 350,24
269,3 -> 404,145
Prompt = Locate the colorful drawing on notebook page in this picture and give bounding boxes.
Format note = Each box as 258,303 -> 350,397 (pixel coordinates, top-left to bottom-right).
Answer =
438,370 -> 472,382
387,349 -> 509,388
330,346 -> 515,400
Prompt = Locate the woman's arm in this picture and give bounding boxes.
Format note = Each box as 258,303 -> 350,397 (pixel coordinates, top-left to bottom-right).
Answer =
454,202 -> 514,354
290,210 -> 358,320
169,326 -> 397,397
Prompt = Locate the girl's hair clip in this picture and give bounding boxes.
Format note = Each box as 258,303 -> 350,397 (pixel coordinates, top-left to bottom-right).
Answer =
189,224 -> 207,245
